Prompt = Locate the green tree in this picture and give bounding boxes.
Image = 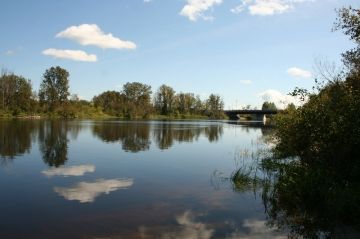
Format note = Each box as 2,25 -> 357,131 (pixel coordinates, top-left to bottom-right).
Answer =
39,66 -> 70,111
154,84 -> 176,115
93,91 -> 126,116
261,101 -> 277,110
334,7 -> 360,73
122,82 -> 152,118
205,94 -> 225,119
175,92 -> 196,115
0,72 -> 33,114
273,6 -> 360,178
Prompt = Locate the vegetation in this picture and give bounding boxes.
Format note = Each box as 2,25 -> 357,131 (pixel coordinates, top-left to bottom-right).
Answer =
261,101 -> 277,110
273,6 -> 360,167
0,68 -> 226,119
39,66 -> 70,111
228,7 -> 360,238
0,71 -> 36,116
246,6 -> 360,238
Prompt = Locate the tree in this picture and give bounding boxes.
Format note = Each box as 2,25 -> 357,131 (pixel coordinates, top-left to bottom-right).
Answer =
273,6 -> 360,169
123,82 -> 152,105
122,82 -> 152,118
333,7 -> 360,73
0,72 -> 33,114
93,91 -> 126,116
154,84 -> 176,115
175,92 -> 196,115
39,66 -> 70,111
205,94 -> 225,119
261,101 -> 277,110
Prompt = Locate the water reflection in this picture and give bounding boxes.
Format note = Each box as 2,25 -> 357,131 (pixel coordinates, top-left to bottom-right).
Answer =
38,121 -> 69,167
0,120 -> 37,165
261,160 -> 360,238
153,123 -> 223,150
227,128 -> 360,238
54,178 -> 134,203
42,165 -> 95,177
92,121 -> 223,151
136,211 -> 286,239
92,122 -> 151,152
153,210 -> 214,239
225,219 -> 286,239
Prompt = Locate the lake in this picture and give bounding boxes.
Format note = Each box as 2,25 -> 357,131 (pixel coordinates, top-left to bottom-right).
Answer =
0,120 -> 285,239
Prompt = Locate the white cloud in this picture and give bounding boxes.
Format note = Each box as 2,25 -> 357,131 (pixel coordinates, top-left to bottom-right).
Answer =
249,0 -> 290,15
56,24 -> 137,50
258,89 -> 303,108
144,0 -> 152,2
240,80 -> 252,85
231,0 -> 313,16
42,48 -> 97,62
287,67 -> 312,78
4,50 -> 15,56
180,0 -> 222,22
54,178 -> 134,203
42,165 -> 95,177
230,0 -> 252,13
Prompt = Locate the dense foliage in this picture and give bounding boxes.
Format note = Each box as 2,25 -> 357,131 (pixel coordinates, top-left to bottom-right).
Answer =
39,66 -> 70,111
273,6 -> 360,168
0,66 -> 225,119
256,6 -> 360,238
261,101 -> 277,110
0,72 -> 35,116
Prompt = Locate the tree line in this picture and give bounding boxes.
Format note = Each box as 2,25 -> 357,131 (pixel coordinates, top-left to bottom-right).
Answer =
0,66 -> 225,119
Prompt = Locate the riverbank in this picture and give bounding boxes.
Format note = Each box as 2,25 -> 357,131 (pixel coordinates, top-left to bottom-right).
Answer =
0,111 -> 224,120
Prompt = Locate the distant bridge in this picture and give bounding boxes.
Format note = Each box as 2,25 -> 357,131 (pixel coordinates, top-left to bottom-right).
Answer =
224,109 -> 279,122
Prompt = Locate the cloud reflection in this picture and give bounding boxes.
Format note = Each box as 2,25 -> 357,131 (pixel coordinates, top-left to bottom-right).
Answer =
42,165 -> 95,177
225,219 -> 286,239
54,178 -> 134,203
157,211 -> 214,239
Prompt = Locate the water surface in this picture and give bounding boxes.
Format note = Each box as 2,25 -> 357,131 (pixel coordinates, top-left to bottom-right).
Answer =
0,120 -> 282,238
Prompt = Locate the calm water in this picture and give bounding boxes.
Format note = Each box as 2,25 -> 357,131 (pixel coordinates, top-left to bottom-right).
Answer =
0,120 -> 284,239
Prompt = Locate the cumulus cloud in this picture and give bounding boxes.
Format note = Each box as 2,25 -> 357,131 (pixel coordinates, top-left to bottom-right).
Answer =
42,48 -> 97,62
258,89 -> 303,108
287,67 -> 312,78
240,80 -> 252,85
42,165 -> 95,177
231,0 -> 313,16
56,24 -> 137,50
54,178 -> 134,203
180,0 -> 222,21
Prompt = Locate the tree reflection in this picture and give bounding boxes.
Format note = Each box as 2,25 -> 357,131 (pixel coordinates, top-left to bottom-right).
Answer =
92,122 -> 151,152
204,125 -> 223,142
0,120 -> 37,166
92,122 -> 224,152
261,159 -> 360,238
230,129 -> 360,238
153,123 -> 223,149
38,121 -> 69,167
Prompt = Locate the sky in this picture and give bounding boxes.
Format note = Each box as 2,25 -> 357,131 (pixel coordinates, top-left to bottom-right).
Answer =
1,0 -> 359,109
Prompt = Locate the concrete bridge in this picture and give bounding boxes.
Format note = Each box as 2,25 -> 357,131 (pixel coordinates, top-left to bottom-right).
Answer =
224,109 -> 279,123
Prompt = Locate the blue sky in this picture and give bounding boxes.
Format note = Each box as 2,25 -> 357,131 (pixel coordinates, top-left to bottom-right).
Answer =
1,0 -> 359,109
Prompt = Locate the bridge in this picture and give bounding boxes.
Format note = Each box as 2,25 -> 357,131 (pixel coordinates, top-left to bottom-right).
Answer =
224,109 -> 279,122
